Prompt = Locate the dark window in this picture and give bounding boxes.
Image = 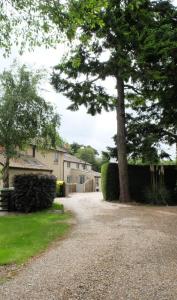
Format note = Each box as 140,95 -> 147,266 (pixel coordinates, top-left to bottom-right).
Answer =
67,176 -> 72,183
79,175 -> 85,184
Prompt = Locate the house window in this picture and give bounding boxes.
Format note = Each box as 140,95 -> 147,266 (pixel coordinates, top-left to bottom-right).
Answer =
76,163 -> 79,169
83,164 -> 87,170
67,161 -> 71,168
67,176 -> 72,183
79,175 -> 85,184
54,152 -> 59,163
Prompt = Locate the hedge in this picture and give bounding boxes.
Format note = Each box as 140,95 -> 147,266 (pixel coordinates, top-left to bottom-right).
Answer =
56,180 -> 65,197
101,163 -> 177,205
13,174 -> 56,212
101,163 -> 119,201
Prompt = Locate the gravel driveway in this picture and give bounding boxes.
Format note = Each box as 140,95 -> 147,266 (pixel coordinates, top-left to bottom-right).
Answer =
1,192 -> 177,299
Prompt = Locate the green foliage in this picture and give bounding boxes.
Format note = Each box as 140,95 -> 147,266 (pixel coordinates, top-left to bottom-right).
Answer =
13,175 -> 56,213
101,163 -> 119,201
51,202 -> 64,211
69,142 -> 84,155
76,146 -> 97,165
102,163 -> 177,205
0,210 -> 70,265
0,188 -> 15,211
107,104 -> 175,163
55,133 -> 67,148
0,0 -> 67,54
144,186 -> 171,206
0,63 -> 60,187
51,0 -> 177,201
69,143 -> 101,171
56,180 -> 65,197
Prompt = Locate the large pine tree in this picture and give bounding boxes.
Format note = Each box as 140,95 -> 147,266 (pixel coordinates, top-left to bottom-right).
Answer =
51,0 -> 177,202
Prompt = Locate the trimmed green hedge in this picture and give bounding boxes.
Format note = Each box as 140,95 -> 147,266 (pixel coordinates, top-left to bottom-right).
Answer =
101,163 -> 177,205
13,174 -> 56,212
56,180 -> 65,197
101,163 -> 119,201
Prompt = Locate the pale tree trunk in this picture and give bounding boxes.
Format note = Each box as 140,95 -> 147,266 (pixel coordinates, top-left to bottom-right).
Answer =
3,156 -> 10,188
116,76 -> 130,202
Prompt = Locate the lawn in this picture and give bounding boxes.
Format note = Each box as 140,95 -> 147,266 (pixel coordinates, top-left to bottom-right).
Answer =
0,204 -> 70,265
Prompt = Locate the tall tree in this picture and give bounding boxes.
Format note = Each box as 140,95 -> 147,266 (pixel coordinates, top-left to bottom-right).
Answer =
76,146 -> 99,171
69,142 -> 84,155
51,0 -> 177,201
51,0 -> 170,202
0,64 -> 60,187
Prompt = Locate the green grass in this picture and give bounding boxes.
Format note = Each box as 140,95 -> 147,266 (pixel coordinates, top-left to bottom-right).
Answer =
51,202 -> 64,211
0,210 -> 70,265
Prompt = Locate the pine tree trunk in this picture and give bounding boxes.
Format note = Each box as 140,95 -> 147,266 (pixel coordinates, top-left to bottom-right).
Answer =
3,156 -> 10,188
116,77 -> 130,202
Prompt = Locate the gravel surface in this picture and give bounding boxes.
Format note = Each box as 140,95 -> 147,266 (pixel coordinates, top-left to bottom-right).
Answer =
1,192 -> 177,299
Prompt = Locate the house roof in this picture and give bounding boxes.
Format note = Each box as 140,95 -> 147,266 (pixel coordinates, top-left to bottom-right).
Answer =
0,154 -> 52,171
30,144 -> 67,153
64,153 -> 91,165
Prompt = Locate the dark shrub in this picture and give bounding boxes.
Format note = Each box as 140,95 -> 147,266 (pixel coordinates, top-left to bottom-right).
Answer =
128,165 -> 151,202
101,163 -> 119,201
0,188 -> 15,211
101,163 -> 177,205
56,180 -> 65,197
144,185 -> 171,205
13,174 -> 56,212
163,166 -> 177,205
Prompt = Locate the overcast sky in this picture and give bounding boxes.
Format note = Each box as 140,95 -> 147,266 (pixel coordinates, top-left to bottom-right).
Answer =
1,0 -> 177,156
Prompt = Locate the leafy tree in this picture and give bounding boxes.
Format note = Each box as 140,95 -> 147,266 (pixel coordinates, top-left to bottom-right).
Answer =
52,0 -> 175,201
0,0 -> 105,54
75,145 -> 99,171
69,142 -> 83,155
51,0 -> 177,201
129,0 -> 177,162
0,0 -> 66,54
0,64 -> 60,187
95,151 -> 110,172
107,98 -> 176,164
55,133 -> 67,148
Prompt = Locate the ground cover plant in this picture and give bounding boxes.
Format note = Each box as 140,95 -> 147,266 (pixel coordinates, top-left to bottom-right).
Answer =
51,202 -> 64,211
0,209 -> 70,265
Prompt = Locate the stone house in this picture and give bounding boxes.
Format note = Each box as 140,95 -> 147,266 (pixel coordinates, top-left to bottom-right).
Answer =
63,153 -> 101,192
0,145 -> 101,192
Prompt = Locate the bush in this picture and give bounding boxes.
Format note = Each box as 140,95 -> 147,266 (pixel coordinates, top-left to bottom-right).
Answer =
101,163 -> 119,201
13,174 -> 56,212
129,165 -> 151,202
0,188 -> 15,211
144,185 -> 172,205
101,163 -> 177,205
56,180 -> 65,197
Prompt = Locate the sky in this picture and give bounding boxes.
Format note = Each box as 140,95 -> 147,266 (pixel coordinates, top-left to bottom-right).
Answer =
0,0 -> 177,156
0,44 -> 118,154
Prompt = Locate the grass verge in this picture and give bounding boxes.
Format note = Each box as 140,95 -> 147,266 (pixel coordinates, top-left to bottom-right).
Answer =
0,208 -> 70,265
51,202 -> 64,211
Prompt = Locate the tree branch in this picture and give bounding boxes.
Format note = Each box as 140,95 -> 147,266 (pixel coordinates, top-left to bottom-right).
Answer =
124,84 -> 142,95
